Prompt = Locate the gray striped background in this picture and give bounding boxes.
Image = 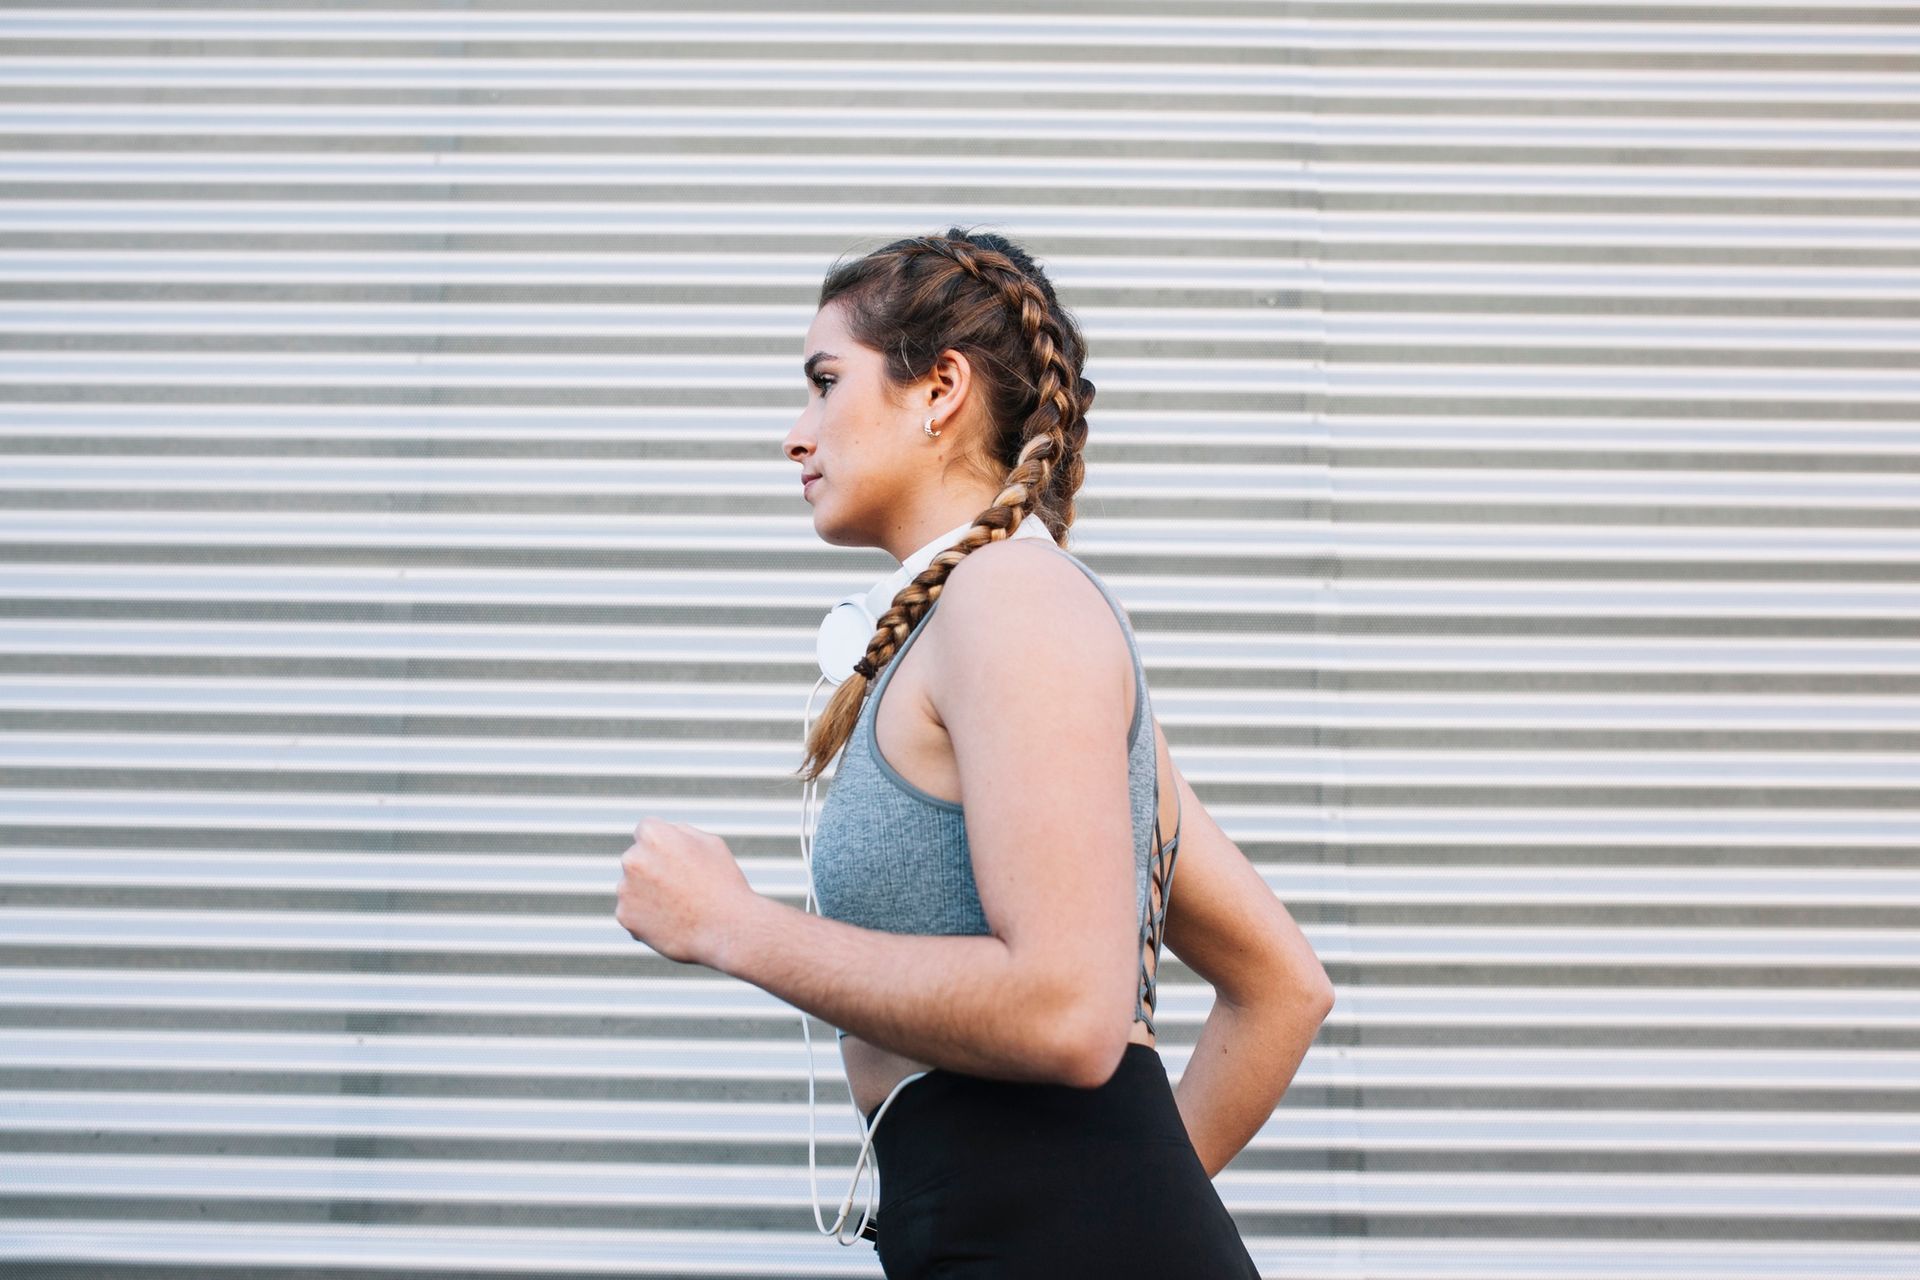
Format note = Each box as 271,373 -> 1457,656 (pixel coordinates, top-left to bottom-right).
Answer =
2,2 -> 1918,1277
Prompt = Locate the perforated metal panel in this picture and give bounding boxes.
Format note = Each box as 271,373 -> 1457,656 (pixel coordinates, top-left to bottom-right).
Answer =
2,3 -> 1918,1277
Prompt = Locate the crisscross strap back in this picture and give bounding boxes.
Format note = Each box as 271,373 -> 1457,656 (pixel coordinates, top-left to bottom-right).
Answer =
1133,764 -> 1183,1035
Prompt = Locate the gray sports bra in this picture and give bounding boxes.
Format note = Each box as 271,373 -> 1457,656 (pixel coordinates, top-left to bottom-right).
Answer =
807,541 -> 1183,1040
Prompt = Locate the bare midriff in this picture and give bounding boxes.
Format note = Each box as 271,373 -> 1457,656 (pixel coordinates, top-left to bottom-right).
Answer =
843,1018 -> 1157,1118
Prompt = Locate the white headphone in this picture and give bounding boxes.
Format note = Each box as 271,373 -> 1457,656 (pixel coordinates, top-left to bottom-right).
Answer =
797,512 -> 1058,1244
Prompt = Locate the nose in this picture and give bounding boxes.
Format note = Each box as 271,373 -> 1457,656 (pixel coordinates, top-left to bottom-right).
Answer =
783,417 -> 813,466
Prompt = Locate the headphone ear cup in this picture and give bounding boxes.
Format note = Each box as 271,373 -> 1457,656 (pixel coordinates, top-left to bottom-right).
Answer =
816,594 -> 875,686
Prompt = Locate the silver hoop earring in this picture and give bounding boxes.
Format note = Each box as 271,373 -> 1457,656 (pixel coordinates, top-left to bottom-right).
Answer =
923,417 -> 941,438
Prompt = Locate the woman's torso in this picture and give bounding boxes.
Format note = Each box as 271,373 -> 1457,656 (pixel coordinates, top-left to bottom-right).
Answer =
809,544 -> 1177,1117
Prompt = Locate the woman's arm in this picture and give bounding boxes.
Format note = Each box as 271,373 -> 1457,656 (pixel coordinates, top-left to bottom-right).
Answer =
618,816 -> 1100,1086
1149,721 -> 1337,1176
719,897 -> 1102,1085
1179,983 -> 1330,1178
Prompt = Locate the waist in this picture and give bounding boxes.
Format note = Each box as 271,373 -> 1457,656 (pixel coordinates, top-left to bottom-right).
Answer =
865,1041 -> 1189,1150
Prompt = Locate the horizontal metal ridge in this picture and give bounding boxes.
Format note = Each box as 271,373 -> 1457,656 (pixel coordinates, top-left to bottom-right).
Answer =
9,249 -> 1920,293
8,851 -> 1920,906
2,11 -> 1914,55
5,1152 -> 1920,1218
9,154 -> 1915,198
5,969 -> 1918,1030
3,907 -> 1915,968
11,459 -> 1920,505
8,791 -> 1920,846
13,404 -> 1910,440
9,622 -> 1920,674
11,107 -> 1920,151
0,1222 -> 1914,1280
0,1219 -> 890,1277
0,56 -> 1301,95
12,733 -> 1920,794
3,1030 -> 1917,1089
6,302 -> 1920,342
9,1090 -> 1920,1154
4,680 -> 1920,731
4,51 -> 1918,96
10,518 -> 1920,560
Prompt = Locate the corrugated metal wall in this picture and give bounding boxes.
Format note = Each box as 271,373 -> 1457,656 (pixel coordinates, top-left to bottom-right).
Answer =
3,3 -> 1918,1277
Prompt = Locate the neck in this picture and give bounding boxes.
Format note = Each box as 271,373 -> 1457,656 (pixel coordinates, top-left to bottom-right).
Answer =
877,487 -> 1005,564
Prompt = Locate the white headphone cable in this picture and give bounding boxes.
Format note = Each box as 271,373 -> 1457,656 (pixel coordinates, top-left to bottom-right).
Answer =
798,670 -> 931,1244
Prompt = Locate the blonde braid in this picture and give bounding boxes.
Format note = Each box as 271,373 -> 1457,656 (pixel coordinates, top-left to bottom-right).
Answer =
794,232 -> 1093,783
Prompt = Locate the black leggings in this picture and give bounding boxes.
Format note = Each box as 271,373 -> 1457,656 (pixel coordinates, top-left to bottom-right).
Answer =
863,1042 -> 1262,1278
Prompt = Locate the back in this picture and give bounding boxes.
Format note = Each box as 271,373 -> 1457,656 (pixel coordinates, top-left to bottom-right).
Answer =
807,542 -> 1161,944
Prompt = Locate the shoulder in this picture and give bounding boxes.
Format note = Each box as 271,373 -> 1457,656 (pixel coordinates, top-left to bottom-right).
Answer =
923,534 -> 1131,716
937,535 -> 1114,637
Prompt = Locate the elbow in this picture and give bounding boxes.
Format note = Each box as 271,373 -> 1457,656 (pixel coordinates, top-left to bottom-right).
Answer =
1305,959 -> 1336,1020
1056,1018 -> 1129,1090
1040,989 -> 1131,1090
1226,959 -> 1336,1024
1269,906 -> 1337,1019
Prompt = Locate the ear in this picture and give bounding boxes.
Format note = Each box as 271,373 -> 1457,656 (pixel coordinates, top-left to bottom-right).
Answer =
925,345 -> 977,418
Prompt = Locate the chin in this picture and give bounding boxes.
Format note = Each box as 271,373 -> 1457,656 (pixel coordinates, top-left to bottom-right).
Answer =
809,509 -> 851,547
815,517 -> 875,553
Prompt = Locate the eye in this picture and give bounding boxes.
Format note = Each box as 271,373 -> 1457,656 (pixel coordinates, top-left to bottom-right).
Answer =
809,373 -> 835,395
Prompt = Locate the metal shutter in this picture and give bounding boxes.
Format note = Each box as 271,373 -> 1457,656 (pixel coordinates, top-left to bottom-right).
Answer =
2,4 -> 1916,1277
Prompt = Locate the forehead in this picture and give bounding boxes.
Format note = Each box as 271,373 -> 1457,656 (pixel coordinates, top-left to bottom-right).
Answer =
803,300 -> 854,349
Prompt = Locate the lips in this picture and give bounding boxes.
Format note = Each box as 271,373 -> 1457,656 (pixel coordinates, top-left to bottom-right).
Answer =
801,471 -> 821,493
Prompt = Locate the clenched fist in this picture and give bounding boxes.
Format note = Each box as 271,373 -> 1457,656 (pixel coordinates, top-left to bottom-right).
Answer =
614,817 -> 756,968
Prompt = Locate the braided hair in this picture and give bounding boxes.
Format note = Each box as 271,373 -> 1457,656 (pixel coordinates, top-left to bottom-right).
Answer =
794,227 -> 1096,784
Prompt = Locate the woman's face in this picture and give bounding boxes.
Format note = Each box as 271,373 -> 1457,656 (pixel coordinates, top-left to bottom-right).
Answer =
784,301 -> 932,551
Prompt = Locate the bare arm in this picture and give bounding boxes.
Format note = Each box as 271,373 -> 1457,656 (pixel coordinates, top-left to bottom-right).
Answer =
1150,721 -> 1336,1176
721,897 -> 1094,1084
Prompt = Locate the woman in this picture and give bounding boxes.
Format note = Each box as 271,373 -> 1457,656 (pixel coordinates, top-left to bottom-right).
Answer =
616,228 -> 1335,1278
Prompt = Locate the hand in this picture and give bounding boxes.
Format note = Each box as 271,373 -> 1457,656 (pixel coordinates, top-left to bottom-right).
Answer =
615,817 -> 755,969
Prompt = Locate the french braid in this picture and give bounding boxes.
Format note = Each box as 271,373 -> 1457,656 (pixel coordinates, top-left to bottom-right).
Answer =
794,228 -> 1095,784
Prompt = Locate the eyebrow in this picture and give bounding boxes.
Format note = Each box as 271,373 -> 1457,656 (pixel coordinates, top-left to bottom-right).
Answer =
803,351 -> 839,378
